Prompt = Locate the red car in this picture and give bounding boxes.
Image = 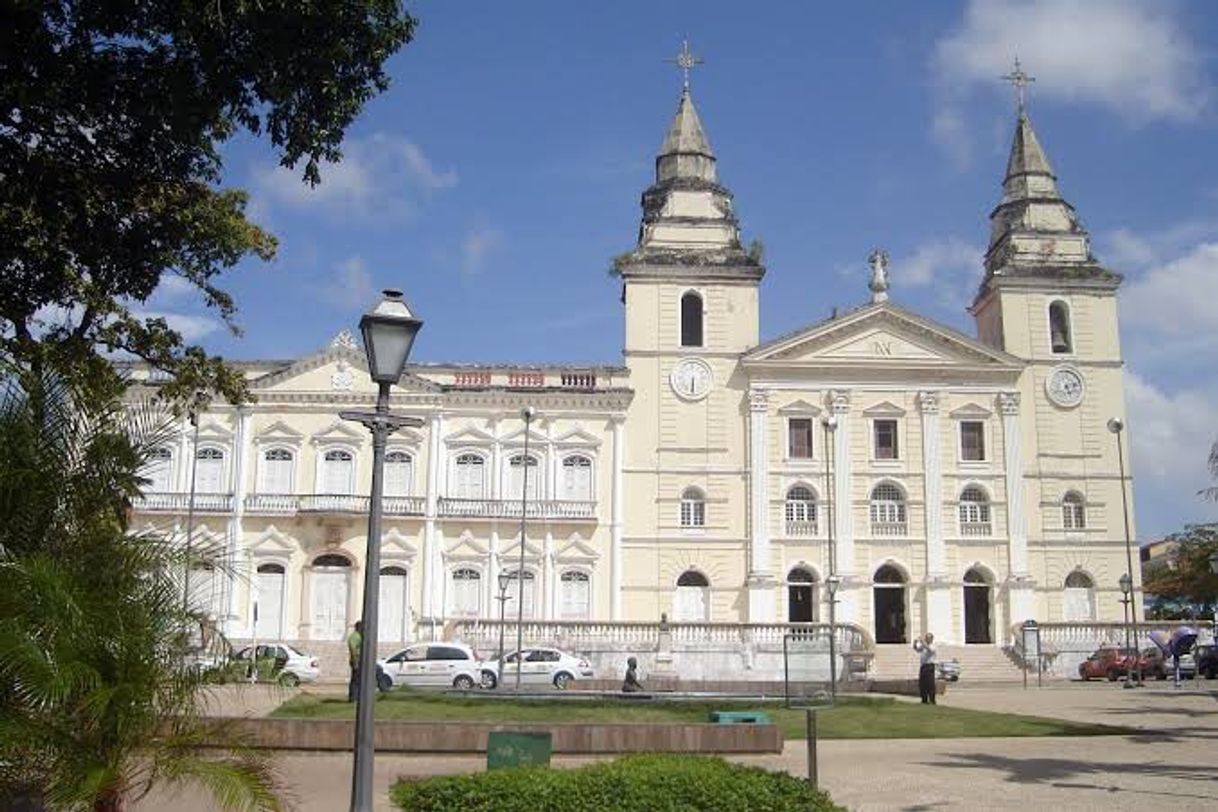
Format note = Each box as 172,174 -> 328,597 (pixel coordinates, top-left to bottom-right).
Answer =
1078,647 -> 1140,681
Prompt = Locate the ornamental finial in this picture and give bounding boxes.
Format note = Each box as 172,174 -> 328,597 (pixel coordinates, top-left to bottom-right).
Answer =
667,39 -> 703,91
868,249 -> 890,303
1001,57 -> 1036,115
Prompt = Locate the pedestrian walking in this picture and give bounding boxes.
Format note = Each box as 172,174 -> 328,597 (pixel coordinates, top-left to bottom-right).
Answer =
346,619 -> 363,703
913,632 -> 937,704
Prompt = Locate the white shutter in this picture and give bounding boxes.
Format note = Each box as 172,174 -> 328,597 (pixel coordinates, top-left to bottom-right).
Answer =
195,449 -> 225,493
311,571 -> 348,640
254,569 -> 284,639
378,569 -> 409,641
560,572 -> 590,619
450,569 -> 481,616
322,450 -> 353,494
674,586 -> 708,622
1063,587 -> 1094,621
145,449 -> 173,492
454,456 -> 484,499
262,450 -> 293,493
384,452 -> 412,497
562,457 -> 591,500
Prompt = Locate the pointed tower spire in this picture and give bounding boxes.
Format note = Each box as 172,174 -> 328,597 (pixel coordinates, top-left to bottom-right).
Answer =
978,62 -> 1119,289
613,43 -> 763,282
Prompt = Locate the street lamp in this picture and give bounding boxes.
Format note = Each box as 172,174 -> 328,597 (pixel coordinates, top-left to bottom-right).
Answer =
1118,573 -> 1133,689
1108,417 -> 1141,686
343,289 -> 423,812
1209,552 -> 1218,642
821,415 -> 839,699
514,405 -> 535,692
825,575 -> 841,700
495,570 -> 511,687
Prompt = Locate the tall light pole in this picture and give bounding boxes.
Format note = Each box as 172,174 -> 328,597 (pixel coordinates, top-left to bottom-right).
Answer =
1119,573 -> 1133,688
1108,417 -> 1141,686
514,405 -> 535,692
495,570 -> 511,687
343,290 -> 423,812
821,414 -> 838,698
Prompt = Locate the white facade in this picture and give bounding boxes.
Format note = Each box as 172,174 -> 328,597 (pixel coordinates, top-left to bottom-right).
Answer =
130,91 -> 1137,650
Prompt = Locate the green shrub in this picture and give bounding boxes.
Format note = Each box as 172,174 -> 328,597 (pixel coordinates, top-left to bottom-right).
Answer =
390,753 -> 842,811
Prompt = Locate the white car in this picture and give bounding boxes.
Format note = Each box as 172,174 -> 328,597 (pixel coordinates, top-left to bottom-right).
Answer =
377,642 -> 487,690
482,647 -> 595,690
232,643 -> 321,686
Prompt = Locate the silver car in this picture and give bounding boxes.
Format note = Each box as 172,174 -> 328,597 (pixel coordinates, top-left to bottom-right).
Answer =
482,647 -> 595,690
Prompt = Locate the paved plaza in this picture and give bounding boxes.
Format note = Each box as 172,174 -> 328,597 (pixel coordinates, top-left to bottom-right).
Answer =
140,683 -> 1218,811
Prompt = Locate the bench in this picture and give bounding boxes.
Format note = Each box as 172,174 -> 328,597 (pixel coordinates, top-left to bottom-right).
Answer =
709,711 -> 771,725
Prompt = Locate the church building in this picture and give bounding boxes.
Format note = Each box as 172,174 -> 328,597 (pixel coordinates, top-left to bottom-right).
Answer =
131,69 -> 1136,654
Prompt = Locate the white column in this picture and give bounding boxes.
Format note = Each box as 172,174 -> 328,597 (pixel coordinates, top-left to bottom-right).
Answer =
422,411 -> 442,620
226,410 -> 252,635
543,530 -> 555,620
610,416 -> 625,620
1000,392 -> 1034,625
830,391 -> 858,622
919,392 -> 951,641
488,528 -> 500,617
746,389 -> 776,622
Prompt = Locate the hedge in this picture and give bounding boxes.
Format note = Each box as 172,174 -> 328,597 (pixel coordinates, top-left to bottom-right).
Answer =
390,753 -> 843,811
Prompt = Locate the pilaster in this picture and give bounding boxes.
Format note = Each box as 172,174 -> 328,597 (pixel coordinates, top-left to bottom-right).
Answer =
747,389 -> 776,622
919,392 -> 945,579
226,409 -> 252,635
422,411 -> 442,620
999,392 -> 1028,577
830,390 -> 854,577
610,416 -> 625,620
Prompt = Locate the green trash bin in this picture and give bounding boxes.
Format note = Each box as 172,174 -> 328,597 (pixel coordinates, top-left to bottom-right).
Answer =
486,731 -> 553,770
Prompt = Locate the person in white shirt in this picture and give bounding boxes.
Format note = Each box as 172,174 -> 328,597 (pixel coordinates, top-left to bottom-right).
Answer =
913,632 -> 937,704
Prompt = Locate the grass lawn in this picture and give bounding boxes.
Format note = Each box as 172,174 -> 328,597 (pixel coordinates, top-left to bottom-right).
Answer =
270,692 -> 1131,740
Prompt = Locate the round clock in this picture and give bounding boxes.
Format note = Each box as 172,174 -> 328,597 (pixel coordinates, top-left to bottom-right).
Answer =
670,358 -> 713,401
1046,365 -> 1085,408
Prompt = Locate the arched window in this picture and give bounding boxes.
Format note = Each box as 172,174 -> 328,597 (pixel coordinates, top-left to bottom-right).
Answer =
503,568 -> 536,619
450,568 -> 482,617
1049,300 -> 1072,354
1062,491 -> 1086,530
261,448 -> 295,494
680,487 -> 706,528
144,447 -> 174,492
1063,571 -> 1096,621
195,446 -> 226,493
869,482 -> 907,536
507,453 -> 540,501
312,553 -> 351,568
958,486 -> 992,536
561,455 -> 593,501
785,486 -> 818,535
674,570 -> 710,621
384,451 -> 413,497
680,291 -> 703,348
321,448 -> 354,494
453,453 -> 485,499
560,570 -> 591,619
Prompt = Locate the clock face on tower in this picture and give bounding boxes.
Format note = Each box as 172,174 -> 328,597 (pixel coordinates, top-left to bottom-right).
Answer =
1046,365 -> 1085,408
670,358 -> 713,401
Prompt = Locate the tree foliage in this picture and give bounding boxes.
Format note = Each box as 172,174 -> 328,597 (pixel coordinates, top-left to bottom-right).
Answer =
0,370 -> 282,810
1,1 -> 416,407
1201,438 -> 1218,502
1142,523 -> 1218,619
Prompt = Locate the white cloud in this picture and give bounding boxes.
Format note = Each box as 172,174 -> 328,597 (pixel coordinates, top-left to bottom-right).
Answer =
1121,242 -> 1218,337
898,237 -> 981,287
251,134 -> 456,222
316,255 -> 378,311
460,225 -> 504,276
930,108 -> 973,170
134,310 -> 222,343
935,0 -> 1208,121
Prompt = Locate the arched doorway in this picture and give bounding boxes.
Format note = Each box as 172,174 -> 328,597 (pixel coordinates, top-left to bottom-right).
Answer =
254,562 -> 285,640
873,565 -> 907,643
1063,571 -> 1096,621
378,565 -> 410,642
787,567 -> 818,623
674,570 -> 710,621
963,567 -> 993,644
310,553 -> 351,640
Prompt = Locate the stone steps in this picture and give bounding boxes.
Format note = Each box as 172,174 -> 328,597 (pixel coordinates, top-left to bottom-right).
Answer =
870,643 -> 1030,682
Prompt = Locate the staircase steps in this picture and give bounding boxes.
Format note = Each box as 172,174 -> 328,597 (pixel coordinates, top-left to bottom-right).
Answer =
869,643 -> 1033,682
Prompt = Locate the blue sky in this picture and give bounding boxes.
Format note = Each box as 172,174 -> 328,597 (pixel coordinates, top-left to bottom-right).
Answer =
150,1 -> 1218,542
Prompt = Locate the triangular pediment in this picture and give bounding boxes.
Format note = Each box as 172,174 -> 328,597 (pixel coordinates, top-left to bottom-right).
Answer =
500,537 -> 543,561
555,534 -> 599,562
444,425 -> 495,445
255,420 -> 305,444
444,532 -> 488,559
553,425 -> 602,447
381,527 -> 418,561
776,399 -> 822,415
249,345 -> 441,394
195,419 -> 233,440
500,426 -> 548,447
310,420 -> 364,445
862,400 -> 907,417
249,525 -> 297,556
950,402 -> 993,419
743,304 -> 1022,370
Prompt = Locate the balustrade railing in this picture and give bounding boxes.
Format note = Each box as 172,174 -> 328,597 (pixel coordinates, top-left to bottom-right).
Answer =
785,519 -> 818,537
133,492 -> 233,512
871,521 -> 907,537
960,521 -> 992,537
1008,620 -> 1217,654
244,494 -> 299,514
437,498 -> 596,520
298,494 -> 369,513
383,495 -> 426,515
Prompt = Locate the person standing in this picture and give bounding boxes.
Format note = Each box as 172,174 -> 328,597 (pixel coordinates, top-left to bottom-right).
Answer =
346,619 -> 364,703
913,632 -> 937,704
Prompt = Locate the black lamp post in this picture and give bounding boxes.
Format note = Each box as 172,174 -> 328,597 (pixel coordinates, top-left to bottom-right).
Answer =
1209,552 -> 1218,641
821,415 -> 838,699
343,289 -> 423,812
495,570 -> 511,687
1108,417 -> 1141,686
1118,573 -> 1133,688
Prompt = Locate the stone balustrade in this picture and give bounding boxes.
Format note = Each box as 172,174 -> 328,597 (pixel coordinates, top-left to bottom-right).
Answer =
1007,620 -> 1216,678
133,492 -> 233,513
437,497 -> 596,520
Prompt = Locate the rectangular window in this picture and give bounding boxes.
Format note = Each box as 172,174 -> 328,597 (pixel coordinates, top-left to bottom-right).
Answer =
874,419 -> 899,460
960,421 -> 986,461
788,418 -> 814,459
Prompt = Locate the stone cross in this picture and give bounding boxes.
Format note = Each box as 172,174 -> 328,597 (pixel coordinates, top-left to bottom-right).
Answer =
1001,57 -> 1036,114
668,39 -> 703,90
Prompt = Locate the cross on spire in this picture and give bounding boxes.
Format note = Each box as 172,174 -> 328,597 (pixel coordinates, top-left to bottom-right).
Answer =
1001,57 -> 1036,114
667,39 -> 703,91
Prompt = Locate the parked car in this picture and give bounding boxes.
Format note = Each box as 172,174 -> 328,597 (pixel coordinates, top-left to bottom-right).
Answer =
1077,647 -> 1139,681
377,642 -> 487,690
481,647 -> 595,690
231,643 -> 321,686
1196,645 -> 1218,679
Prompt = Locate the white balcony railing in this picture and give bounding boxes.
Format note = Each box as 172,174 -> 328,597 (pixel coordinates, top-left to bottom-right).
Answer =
871,521 -> 908,537
383,495 -> 426,515
785,520 -> 818,537
960,521 -> 992,537
298,494 -> 369,513
133,492 -> 233,512
244,494 -> 299,514
437,498 -> 596,520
